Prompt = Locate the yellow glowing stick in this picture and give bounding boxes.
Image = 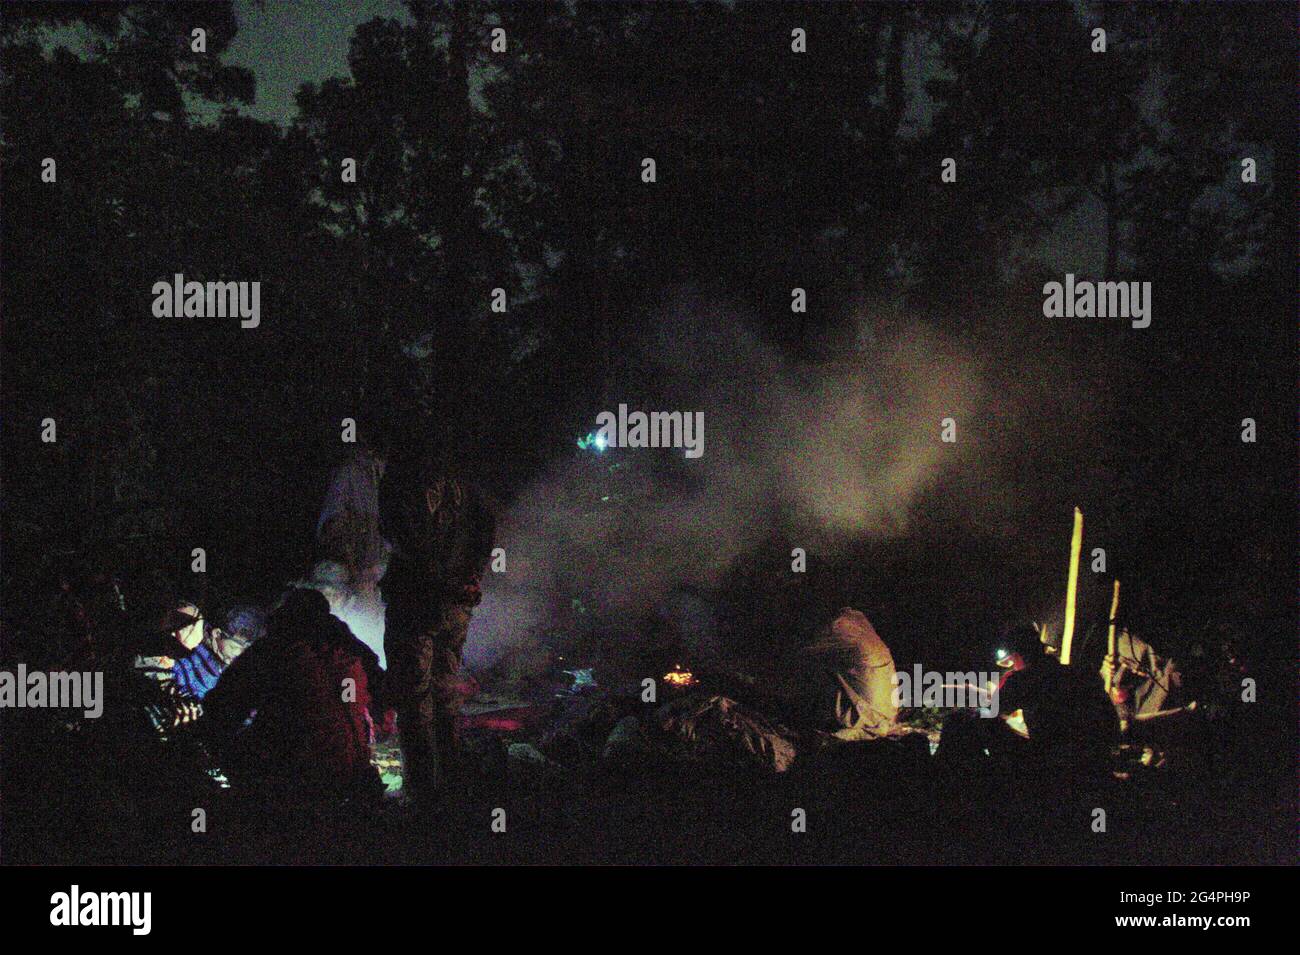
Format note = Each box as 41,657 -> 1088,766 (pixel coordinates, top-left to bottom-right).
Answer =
1104,578 -> 1121,690
1106,580 -> 1121,656
1059,507 -> 1083,665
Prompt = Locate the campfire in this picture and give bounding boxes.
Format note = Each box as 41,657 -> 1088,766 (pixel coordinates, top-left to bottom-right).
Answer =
663,664 -> 698,688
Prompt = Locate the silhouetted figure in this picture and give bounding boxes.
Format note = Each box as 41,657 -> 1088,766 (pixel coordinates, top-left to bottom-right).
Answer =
937,623 -> 1118,804
202,588 -> 383,808
379,449 -> 495,808
994,623 -> 1119,783
805,608 -> 900,740
318,436 -> 391,598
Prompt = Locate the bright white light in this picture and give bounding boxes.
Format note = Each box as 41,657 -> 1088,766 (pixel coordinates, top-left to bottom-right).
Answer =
594,434 -> 608,451
330,596 -> 387,670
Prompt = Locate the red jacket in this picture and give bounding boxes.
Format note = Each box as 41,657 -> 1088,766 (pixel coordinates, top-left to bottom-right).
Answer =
204,612 -> 377,795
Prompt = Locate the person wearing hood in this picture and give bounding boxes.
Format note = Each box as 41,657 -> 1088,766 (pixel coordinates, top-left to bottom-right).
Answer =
807,608 -> 900,741
201,588 -> 383,805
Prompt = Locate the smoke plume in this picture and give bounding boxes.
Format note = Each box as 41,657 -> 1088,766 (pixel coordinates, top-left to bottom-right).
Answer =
465,294 -> 985,668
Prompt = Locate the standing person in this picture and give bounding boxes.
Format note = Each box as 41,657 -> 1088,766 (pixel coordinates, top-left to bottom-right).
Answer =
315,430 -> 393,670
317,433 -> 392,599
379,448 -> 495,810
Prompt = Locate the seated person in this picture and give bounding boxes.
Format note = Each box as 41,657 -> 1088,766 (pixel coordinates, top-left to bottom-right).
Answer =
938,623 -> 1118,790
991,623 -> 1119,780
172,604 -> 264,701
805,608 -> 900,741
115,594 -> 230,801
128,597 -> 209,735
201,588 -> 383,805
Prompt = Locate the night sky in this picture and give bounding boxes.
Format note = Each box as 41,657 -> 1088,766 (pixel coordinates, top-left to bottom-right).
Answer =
219,0 -> 1107,274
225,0 -> 410,125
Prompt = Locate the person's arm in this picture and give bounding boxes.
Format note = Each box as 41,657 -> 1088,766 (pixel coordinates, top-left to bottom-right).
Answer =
172,641 -> 224,701
995,669 -> 1029,730
199,642 -> 265,745
352,633 -> 385,721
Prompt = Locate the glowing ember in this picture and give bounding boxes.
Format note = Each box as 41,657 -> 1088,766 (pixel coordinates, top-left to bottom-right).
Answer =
663,665 -> 697,688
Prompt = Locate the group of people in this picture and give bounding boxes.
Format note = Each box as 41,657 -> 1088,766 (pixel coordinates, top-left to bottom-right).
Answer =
808,610 -> 1122,790
18,431 -> 1230,847
25,440 -> 495,823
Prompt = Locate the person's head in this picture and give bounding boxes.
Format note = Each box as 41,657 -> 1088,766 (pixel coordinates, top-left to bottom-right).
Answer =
212,605 -> 266,664
156,600 -> 205,652
995,622 -> 1043,672
268,587 -> 332,639
224,606 -> 267,644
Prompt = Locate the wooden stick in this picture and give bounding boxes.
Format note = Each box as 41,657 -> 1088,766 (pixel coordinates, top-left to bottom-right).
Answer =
1059,507 -> 1083,665
1132,701 -> 1197,722
1104,579 -> 1121,688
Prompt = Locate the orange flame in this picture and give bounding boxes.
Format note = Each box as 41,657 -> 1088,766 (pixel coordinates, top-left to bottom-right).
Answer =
664,665 -> 697,688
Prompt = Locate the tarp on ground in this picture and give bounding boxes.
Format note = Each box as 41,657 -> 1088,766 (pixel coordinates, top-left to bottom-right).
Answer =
657,694 -> 799,773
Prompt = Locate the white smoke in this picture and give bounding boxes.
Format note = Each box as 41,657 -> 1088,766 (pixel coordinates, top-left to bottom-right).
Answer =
465,295 -> 984,669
